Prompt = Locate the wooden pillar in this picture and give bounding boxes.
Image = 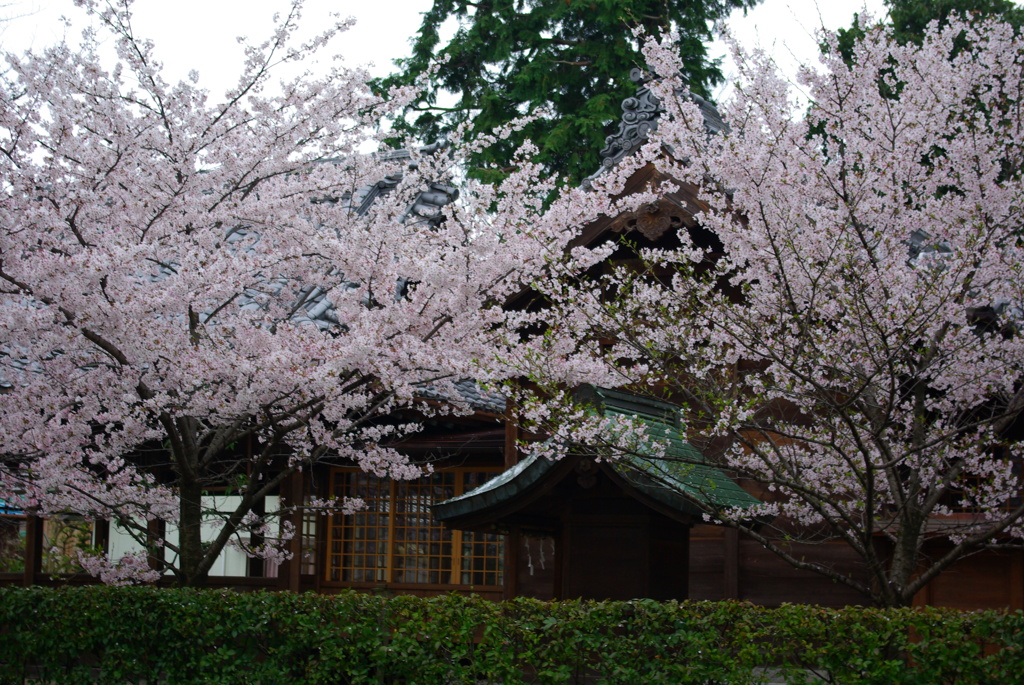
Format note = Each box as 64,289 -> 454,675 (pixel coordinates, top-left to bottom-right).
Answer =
503,401 -> 519,469
277,470 -> 304,592
504,526 -> 520,600
1011,549 -> 1024,611
502,401 -> 520,598
311,475 -> 325,594
146,518 -> 166,572
553,523 -> 565,600
22,514 -> 43,587
92,519 -> 110,554
723,527 -> 739,599
247,496 -> 266,578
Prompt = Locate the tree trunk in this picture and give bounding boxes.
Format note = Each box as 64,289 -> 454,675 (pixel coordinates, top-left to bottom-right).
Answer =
177,477 -> 206,587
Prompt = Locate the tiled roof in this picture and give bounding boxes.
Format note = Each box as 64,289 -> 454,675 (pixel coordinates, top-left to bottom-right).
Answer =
2,147 -> 508,413
590,387 -> 759,511
1,147 -> 466,390
346,144 -> 459,225
419,378 -> 506,415
905,229 -> 1021,330
244,145 -> 459,331
433,386 -> 759,523
584,68 -> 727,185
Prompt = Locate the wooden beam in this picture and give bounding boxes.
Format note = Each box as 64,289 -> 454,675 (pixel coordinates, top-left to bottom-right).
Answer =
504,399 -> 519,469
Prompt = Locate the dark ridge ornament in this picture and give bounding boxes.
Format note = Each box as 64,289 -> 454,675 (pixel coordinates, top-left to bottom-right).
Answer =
593,69 -> 729,182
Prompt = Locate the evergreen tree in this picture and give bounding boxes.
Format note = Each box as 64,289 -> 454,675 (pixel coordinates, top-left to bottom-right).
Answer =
382,0 -> 758,185
838,0 -> 1024,59
887,0 -> 1023,43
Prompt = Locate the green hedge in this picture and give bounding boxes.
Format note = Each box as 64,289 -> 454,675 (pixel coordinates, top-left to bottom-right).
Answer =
0,587 -> 1022,684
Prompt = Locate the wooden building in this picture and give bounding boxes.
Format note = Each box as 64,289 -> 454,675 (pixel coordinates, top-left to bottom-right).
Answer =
4,71 -> 1023,611
432,387 -> 759,602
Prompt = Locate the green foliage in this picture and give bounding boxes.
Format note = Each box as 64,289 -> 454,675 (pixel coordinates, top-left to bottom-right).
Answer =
41,519 -> 97,576
1,588 -> 1023,684
0,524 -> 23,574
887,0 -> 1024,44
382,0 -> 759,186
837,0 -> 1024,62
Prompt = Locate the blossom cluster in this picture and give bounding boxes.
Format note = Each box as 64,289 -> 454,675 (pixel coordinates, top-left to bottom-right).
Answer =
501,16 -> 1024,605
0,0 -> 644,583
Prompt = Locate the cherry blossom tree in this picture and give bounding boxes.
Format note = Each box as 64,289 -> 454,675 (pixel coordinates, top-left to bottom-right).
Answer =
506,18 -> 1024,607
0,0 -> 632,586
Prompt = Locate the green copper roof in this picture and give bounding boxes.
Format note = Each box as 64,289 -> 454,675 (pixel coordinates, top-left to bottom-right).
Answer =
433,387 -> 759,525
592,387 -> 759,511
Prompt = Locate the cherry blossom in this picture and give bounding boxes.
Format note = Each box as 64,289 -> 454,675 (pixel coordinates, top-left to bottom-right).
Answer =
0,0 -> 638,585
509,17 -> 1024,607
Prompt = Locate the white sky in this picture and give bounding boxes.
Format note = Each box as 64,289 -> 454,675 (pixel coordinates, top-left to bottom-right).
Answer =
711,0 -> 888,100
2,0 -> 888,102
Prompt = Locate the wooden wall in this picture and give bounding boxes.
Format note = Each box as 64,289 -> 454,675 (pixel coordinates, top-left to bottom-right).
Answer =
913,545 -> 1024,610
515,534 -> 557,600
689,524 -> 868,607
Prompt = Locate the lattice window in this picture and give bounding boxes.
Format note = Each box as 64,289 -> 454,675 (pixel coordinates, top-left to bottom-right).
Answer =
326,468 -> 503,587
